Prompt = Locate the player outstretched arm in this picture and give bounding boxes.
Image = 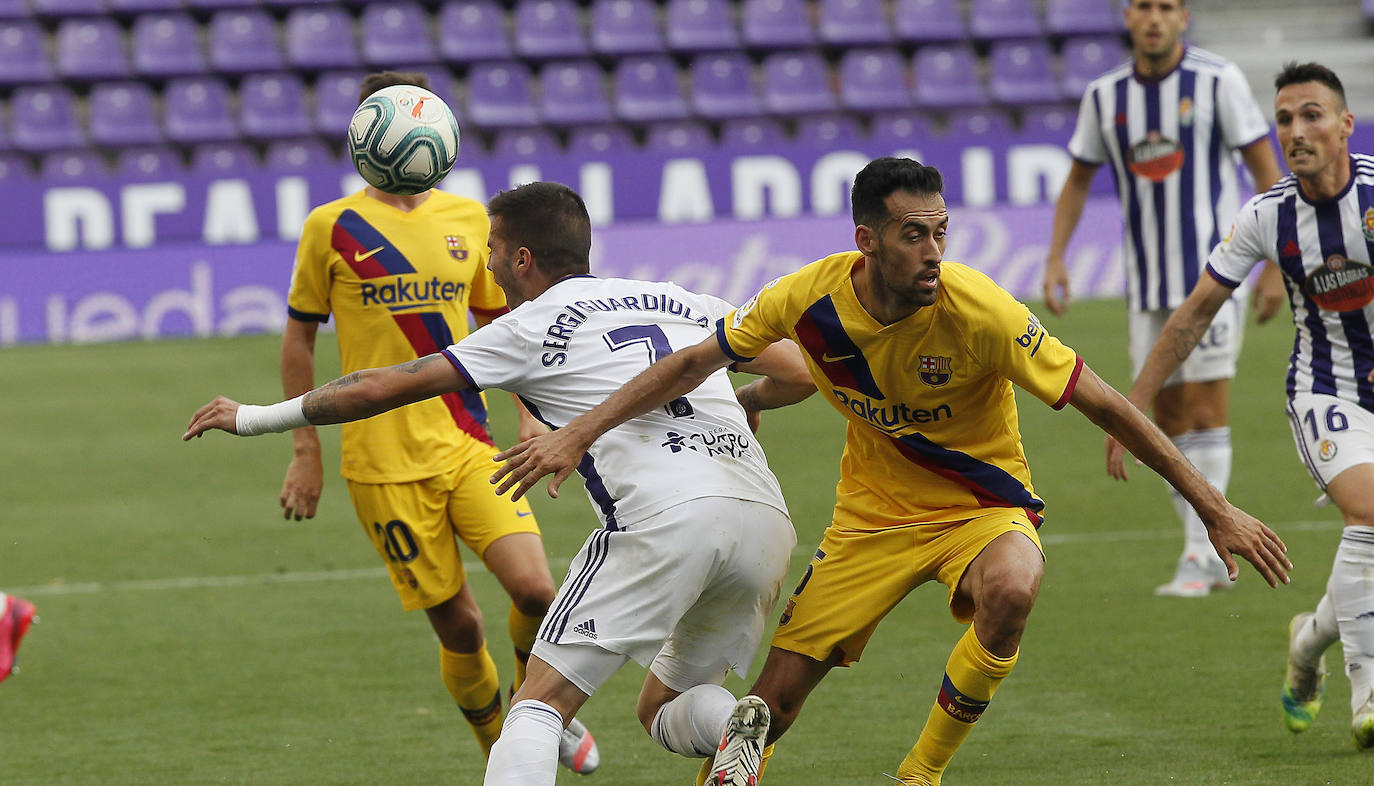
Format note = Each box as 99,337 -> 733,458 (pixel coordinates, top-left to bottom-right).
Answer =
1068,362 -> 1292,587
182,353 -> 468,440
1105,275 -> 1235,478
491,335 -> 738,501
733,339 -> 816,412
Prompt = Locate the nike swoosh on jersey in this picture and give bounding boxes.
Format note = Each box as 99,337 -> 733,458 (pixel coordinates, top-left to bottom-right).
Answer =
516,510 -> 534,517
820,353 -> 856,363
354,246 -> 385,262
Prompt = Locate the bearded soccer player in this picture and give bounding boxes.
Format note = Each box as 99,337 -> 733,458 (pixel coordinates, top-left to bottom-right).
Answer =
489,157 -> 1291,785
276,72 -> 595,770
1044,0 -> 1286,596
1109,62 -> 1374,748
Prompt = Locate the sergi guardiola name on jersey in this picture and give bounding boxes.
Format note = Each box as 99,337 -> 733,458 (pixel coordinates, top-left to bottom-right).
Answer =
540,295 -> 712,367
833,390 -> 952,431
361,277 -> 467,307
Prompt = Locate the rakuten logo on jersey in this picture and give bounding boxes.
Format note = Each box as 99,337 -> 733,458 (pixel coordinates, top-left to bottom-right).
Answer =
832,390 -> 952,432
360,277 -> 467,307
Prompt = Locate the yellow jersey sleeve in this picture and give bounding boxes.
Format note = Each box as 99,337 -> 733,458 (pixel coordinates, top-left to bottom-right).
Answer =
718,258 -> 832,360
286,206 -> 337,322
963,272 -> 1082,409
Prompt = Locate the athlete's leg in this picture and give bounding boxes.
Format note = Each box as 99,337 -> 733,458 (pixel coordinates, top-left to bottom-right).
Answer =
485,655 -> 594,786
482,532 -> 556,691
749,646 -> 842,746
1321,463 -> 1374,744
639,673 -> 737,756
426,585 -> 505,756
897,531 -> 1042,786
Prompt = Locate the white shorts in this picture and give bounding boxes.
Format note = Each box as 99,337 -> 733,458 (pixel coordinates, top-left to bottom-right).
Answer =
532,497 -> 796,695
1129,288 -> 1245,386
1285,393 -> 1374,489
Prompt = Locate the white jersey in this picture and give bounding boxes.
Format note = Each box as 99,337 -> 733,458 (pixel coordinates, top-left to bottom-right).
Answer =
1069,47 -> 1270,311
444,275 -> 788,529
1207,156 -> 1374,414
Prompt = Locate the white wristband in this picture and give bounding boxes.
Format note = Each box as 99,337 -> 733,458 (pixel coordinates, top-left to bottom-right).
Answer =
236,395 -> 310,436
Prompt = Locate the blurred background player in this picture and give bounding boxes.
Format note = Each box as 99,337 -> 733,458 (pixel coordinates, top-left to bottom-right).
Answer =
278,71 -> 595,770
1108,62 -> 1374,748
488,157 -> 1292,786
1043,0 -> 1286,596
0,592 -> 37,684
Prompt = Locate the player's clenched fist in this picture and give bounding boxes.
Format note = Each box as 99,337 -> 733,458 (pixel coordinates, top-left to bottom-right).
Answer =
182,396 -> 242,440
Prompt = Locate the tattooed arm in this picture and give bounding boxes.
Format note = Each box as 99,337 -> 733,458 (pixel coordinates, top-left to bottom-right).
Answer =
733,339 -> 816,414
183,353 -> 468,439
1104,275 -> 1234,479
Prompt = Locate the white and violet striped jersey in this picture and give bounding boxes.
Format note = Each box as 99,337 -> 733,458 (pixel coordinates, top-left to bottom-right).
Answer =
443,275 -> 788,529
1207,157 -> 1374,413
1070,47 -> 1270,311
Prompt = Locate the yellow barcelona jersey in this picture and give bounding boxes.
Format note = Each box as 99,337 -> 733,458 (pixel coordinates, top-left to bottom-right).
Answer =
718,251 -> 1083,530
287,189 -> 507,483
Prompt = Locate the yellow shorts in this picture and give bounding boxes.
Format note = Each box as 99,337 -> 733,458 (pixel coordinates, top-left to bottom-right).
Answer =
347,442 -> 540,611
771,509 -> 1043,666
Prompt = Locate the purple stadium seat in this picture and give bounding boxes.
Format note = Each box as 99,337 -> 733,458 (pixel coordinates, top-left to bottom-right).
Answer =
1046,0 -> 1122,36
10,85 -> 85,152
665,0 -> 739,53
188,0 -> 261,8
265,138 -> 337,170
0,21 -> 55,85
55,18 -> 131,80
115,146 -> 186,179
190,142 -> 260,173
30,0 -> 106,17
1061,34 -> 1127,99
209,9 -> 286,74
988,39 -> 1061,105
720,117 -> 786,150
613,55 -> 689,123
465,61 -> 540,127
436,0 -> 514,62
285,7 -> 360,70
266,0 -> 343,6
240,73 -> 314,140
590,0 -> 665,56
513,0 -> 589,59
131,13 -> 207,77
0,0 -> 29,18
796,113 -> 864,147
689,53 -> 760,120
818,0 -> 892,46
0,152 -> 35,182
164,77 -> 240,144
361,2 -> 438,67
838,48 -> 911,112
540,60 -> 614,126
893,0 -> 968,43
946,106 -> 1013,138
89,82 -> 164,147
315,70 -> 367,133
912,44 -> 987,108
109,0 -> 185,12
643,120 -> 713,153
968,0 -> 1043,40
41,150 -> 110,181
492,127 -> 561,157
741,0 -> 815,49
567,123 -> 636,155
761,51 -> 836,116
1020,103 -> 1076,138
869,111 -> 937,147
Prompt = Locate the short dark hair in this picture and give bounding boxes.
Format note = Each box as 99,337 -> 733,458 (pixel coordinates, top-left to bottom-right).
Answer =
358,71 -> 431,105
850,157 -> 944,228
1274,62 -> 1346,109
487,182 -> 592,278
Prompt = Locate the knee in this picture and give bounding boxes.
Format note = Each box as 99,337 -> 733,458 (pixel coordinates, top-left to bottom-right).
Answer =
977,574 -> 1039,636
431,596 -> 485,652
507,580 -> 554,618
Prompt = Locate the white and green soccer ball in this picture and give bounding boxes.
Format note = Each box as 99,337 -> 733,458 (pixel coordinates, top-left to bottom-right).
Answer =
348,84 -> 460,196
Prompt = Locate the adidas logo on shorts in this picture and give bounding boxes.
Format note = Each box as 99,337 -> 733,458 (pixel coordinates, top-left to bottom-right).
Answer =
572,619 -> 598,640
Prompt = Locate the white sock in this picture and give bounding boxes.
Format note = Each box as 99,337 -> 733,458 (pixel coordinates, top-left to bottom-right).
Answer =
649,683 -> 737,757
1293,593 -> 1341,666
1327,526 -> 1374,713
483,699 -> 563,786
1168,428 -> 1232,561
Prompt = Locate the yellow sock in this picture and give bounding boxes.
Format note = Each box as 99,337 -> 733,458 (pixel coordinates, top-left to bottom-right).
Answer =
440,645 -> 504,757
896,626 -> 1017,785
508,605 -> 541,693
695,742 -> 775,784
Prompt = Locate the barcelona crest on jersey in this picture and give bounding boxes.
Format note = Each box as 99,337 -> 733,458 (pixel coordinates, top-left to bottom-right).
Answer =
446,234 -> 468,261
917,355 -> 952,387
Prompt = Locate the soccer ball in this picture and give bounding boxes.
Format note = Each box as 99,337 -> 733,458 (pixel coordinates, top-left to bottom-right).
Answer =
347,85 -> 460,196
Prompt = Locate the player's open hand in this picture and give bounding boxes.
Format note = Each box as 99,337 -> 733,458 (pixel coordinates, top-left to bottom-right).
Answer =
280,454 -> 323,520
182,396 -> 242,440
1042,257 -> 1072,316
1104,434 -> 1133,480
491,427 -> 589,501
1204,503 -> 1292,588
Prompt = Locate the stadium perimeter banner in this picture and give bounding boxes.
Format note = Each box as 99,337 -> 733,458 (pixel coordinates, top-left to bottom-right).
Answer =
0,199 -> 1125,346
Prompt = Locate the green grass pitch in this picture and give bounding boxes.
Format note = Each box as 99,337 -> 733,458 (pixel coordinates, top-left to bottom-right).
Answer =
0,298 -> 1365,784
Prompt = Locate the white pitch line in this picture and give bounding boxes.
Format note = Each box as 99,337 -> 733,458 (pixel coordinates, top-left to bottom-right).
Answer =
9,519 -> 1342,598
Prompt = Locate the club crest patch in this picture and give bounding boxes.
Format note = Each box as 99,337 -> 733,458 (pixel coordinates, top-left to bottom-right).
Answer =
1318,439 -> 1338,462
1363,207 -> 1374,242
918,355 -> 952,387
446,234 -> 468,261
